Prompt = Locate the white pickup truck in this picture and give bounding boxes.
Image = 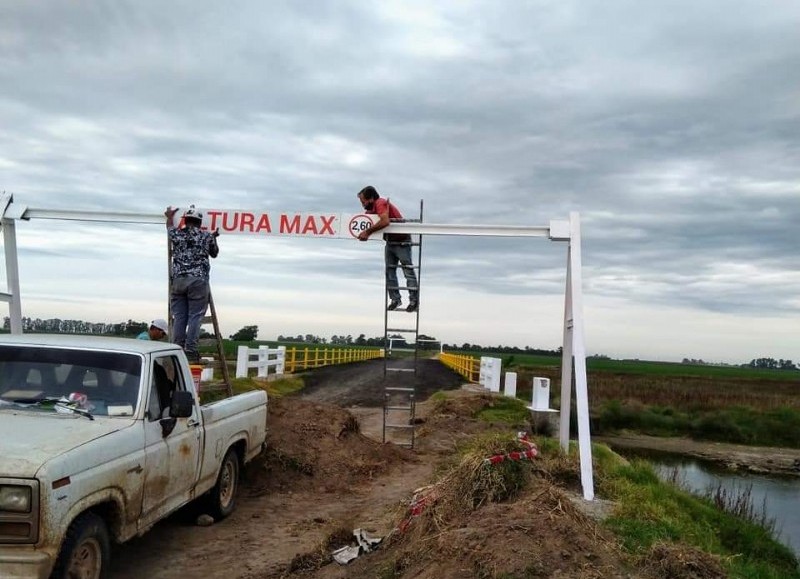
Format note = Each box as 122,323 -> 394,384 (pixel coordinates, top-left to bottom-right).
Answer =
0,334 -> 268,579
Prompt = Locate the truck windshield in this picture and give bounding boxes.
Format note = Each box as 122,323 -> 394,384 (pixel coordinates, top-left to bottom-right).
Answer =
0,346 -> 142,417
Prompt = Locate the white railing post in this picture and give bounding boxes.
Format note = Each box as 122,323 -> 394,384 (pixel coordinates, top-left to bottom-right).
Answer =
504,372 -> 517,398
480,357 -> 502,392
276,346 -> 286,376
479,357 -> 489,388
236,345 -> 249,378
488,358 -> 501,392
257,345 -> 269,378
532,377 -> 552,411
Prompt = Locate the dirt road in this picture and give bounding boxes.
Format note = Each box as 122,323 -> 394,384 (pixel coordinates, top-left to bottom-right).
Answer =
110,359 -> 465,579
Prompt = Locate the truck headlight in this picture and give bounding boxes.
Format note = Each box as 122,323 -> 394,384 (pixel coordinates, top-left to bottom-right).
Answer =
0,486 -> 31,513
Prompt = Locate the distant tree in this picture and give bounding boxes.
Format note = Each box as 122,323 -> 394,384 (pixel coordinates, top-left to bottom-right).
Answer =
230,325 -> 258,341
749,357 -> 778,369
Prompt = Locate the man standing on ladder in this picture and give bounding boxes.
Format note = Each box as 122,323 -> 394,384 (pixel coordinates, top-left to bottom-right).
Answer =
164,205 -> 219,362
356,186 -> 419,312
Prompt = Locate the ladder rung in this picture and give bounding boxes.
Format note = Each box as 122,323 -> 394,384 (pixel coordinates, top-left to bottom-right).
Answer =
386,328 -> 417,333
385,405 -> 413,411
201,316 -> 214,324
385,424 -> 415,429
386,368 -> 416,373
385,386 -> 415,392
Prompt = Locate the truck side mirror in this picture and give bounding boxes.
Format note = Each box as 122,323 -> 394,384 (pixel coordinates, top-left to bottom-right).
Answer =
170,390 -> 194,418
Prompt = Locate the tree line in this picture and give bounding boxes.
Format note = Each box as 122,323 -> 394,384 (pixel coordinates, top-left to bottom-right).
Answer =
2,316 -> 149,336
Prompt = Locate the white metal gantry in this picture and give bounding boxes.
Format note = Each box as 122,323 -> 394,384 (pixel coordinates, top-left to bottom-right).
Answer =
0,192 -> 595,500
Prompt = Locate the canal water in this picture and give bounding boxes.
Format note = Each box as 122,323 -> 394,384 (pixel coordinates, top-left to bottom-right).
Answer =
641,454 -> 800,558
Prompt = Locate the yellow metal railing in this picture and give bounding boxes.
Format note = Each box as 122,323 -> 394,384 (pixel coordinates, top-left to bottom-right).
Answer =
284,346 -> 383,373
439,352 -> 480,383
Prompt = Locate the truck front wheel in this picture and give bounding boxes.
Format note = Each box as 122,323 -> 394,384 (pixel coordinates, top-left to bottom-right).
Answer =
51,512 -> 110,579
205,448 -> 240,520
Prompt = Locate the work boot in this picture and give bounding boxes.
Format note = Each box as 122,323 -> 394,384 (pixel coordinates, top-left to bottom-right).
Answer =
387,299 -> 401,311
406,301 -> 418,313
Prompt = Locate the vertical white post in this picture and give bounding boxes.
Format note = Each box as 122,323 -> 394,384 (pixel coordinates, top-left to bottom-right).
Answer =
569,212 -> 594,500
277,346 -> 286,376
257,345 -> 269,378
504,372 -> 517,398
2,217 -> 23,334
559,250 -> 574,451
236,345 -> 248,378
490,358 -> 502,392
533,377 -> 552,410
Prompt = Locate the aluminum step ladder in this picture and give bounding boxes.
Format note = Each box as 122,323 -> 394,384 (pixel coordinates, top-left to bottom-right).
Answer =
382,200 -> 423,448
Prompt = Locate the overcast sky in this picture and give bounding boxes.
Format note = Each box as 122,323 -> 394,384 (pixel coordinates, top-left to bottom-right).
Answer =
1,0 -> 798,364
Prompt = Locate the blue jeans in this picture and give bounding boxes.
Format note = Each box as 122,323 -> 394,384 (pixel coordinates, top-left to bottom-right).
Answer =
385,243 -> 418,303
170,276 -> 209,360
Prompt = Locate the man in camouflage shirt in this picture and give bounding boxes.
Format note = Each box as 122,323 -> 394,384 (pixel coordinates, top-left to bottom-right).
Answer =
164,205 -> 219,362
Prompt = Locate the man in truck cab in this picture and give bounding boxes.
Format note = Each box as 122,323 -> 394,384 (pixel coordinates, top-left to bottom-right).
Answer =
164,205 -> 219,363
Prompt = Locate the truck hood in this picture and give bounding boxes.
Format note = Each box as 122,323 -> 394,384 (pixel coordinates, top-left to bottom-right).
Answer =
0,411 -> 132,478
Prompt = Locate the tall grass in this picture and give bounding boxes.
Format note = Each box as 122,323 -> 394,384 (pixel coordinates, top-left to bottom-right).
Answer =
597,457 -> 799,578
499,359 -> 800,447
592,402 -> 800,447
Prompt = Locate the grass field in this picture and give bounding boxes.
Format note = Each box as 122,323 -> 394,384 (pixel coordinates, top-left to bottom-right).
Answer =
460,350 -> 800,448
468,350 -> 800,381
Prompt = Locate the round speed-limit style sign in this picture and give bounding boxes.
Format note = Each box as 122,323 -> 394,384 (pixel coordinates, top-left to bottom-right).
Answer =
348,214 -> 376,238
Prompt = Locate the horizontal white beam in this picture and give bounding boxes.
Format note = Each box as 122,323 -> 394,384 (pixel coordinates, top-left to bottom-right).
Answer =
5,206 -> 570,240
387,222 -> 551,238
17,208 -> 164,225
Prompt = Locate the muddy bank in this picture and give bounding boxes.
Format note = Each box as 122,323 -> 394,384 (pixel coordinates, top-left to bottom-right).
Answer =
596,434 -> 800,477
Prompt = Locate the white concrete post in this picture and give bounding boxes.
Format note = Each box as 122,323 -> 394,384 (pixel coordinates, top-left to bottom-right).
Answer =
276,346 -> 286,375
504,372 -> 517,398
479,357 -> 489,388
236,345 -> 249,378
480,357 -> 501,392
557,212 -> 594,500
491,358 -> 502,392
532,377 -> 551,410
257,345 -> 269,378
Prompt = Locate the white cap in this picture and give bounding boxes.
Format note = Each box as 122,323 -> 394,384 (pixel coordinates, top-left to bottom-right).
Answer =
150,319 -> 169,333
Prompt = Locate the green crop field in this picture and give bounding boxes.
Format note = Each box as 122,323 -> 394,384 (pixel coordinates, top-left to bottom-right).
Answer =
463,350 -> 800,381
452,349 -> 800,447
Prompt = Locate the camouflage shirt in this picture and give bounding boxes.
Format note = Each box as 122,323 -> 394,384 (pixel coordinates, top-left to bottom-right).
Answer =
168,226 -> 218,280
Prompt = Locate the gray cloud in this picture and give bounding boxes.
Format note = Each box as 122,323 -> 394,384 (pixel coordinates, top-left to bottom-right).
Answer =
1,0 -> 798,360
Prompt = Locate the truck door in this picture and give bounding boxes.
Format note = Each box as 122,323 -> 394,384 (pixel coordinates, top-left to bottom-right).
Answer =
140,354 -> 202,527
